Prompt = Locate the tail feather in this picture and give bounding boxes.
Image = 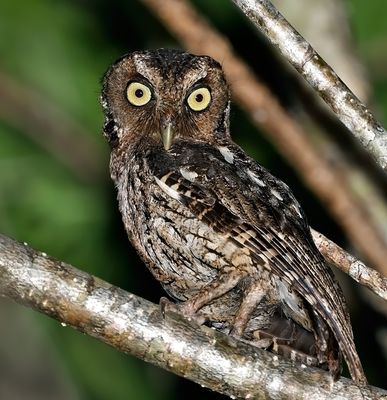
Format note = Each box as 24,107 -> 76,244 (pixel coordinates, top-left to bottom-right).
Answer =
312,309 -> 367,385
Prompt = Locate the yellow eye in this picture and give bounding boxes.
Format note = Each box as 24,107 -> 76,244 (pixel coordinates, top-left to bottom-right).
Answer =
187,87 -> 211,111
126,82 -> 152,106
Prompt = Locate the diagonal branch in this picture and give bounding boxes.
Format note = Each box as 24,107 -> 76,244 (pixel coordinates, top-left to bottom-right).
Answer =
311,229 -> 387,301
231,0 -> 387,171
0,233 -> 386,399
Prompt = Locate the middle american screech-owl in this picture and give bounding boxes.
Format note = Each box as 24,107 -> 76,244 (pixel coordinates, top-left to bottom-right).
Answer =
100,48 -> 367,384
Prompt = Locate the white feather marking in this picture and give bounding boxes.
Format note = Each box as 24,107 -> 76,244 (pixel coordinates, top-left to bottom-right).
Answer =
100,98 -> 108,108
205,252 -> 217,262
247,170 -> 266,187
277,280 -> 301,314
271,189 -> 283,201
154,177 -> 181,201
291,203 -> 303,218
180,167 -> 198,182
263,249 -> 278,258
160,171 -> 173,183
217,146 -> 234,164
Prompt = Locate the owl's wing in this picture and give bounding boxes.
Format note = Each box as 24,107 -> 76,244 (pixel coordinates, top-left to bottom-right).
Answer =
148,142 -> 366,384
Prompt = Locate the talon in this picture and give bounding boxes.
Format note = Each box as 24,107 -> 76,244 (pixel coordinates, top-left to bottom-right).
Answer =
177,301 -> 207,325
159,296 -> 173,318
178,301 -> 196,317
190,313 -> 207,326
229,324 -> 245,339
159,297 -> 208,326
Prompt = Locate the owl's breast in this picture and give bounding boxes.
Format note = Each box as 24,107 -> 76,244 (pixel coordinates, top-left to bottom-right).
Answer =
139,179 -> 235,300
119,152 -> 255,301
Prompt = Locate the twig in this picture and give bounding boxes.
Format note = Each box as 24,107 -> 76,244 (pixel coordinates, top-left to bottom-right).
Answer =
0,234 -> 386,399
312,229 -> 387,301
231,0 -> 387,171
140,0 -> 387,278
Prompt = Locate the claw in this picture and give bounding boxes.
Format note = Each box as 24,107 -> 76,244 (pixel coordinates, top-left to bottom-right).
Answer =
159,297 -> 207,325
159,296 -> 173,319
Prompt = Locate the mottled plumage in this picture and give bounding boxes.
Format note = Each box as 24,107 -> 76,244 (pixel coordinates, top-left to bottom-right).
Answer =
101,49 -> 366,384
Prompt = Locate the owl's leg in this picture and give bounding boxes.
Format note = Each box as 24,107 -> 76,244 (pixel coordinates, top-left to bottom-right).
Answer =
161,268 -> 245,322
229,281 -> 267,337
179,268 -> 244,315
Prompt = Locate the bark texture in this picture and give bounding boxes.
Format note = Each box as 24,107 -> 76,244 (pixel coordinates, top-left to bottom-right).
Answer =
1,234 -> 386,399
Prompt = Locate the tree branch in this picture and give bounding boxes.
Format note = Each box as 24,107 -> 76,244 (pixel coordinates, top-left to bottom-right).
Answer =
231,0 -> 387,171
312,229 -> 387,301
0,233 -> 386,399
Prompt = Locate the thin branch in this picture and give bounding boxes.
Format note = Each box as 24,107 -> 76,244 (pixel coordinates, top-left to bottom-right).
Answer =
312,229 -> 387,301
293,77 -> 387,232
232,0 -> 387,171
140,0 -> 387,277
0,234 -> 386,399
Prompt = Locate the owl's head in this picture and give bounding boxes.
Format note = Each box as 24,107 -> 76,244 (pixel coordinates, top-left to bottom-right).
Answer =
101,49 -> 230,151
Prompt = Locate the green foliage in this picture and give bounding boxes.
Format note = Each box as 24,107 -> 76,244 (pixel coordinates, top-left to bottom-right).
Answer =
348,0 -> 387,124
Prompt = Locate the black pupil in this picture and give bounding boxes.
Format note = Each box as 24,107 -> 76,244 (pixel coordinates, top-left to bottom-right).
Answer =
195,93 -> 204,102
135,89 -> 144,98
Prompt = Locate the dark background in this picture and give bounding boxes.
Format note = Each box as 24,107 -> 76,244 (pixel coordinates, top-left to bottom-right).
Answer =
0,0 -> 386,399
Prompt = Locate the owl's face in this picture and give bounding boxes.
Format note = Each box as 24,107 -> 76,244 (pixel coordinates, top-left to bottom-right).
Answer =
101,49 -> 230,151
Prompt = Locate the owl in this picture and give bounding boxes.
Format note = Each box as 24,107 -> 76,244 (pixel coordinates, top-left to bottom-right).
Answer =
101,49 -> 366,384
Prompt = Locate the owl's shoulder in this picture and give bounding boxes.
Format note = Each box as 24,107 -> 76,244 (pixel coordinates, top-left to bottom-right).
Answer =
143,140 -> 309,237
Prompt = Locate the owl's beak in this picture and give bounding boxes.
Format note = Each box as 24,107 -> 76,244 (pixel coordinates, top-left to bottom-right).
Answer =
161,122 -> 175,151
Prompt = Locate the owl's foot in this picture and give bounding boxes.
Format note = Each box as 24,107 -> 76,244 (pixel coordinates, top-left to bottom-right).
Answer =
229,280 -> 267,338
161,269 -> 250,329
159,297 -> 207,326
159,296 -> 173,318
